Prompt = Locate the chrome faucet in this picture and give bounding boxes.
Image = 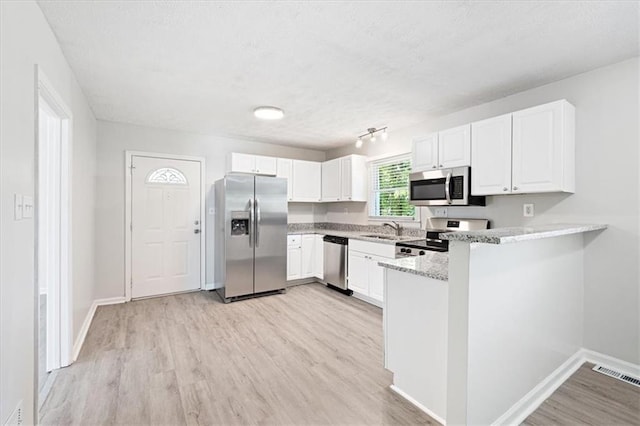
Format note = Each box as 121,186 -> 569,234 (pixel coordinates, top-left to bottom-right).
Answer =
383,221 -> 401,236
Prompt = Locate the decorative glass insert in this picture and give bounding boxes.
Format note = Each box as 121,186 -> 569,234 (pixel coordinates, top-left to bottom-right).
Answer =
146,167 -> 187,185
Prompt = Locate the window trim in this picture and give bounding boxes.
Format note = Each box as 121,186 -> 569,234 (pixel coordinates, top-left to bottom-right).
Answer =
367,153 -> 418,222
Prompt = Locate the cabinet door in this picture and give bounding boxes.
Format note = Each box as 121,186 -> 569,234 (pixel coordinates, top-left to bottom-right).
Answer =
276,158 -> 293,201
438,124 -> 471,168
301,235 -> 315,278
321,159 -> 341,201
229,153 -> 255,174
292,160 -> 322,202
412,134 -> 439,172
368,255 -> 386,302
340,157 -> 352,201
254,155 -> 277,175
512,101 -> 566,193
287,248 -> 301,280
347,251 -> 369,295
314,235 -> 324,280
471,114 -> 512,195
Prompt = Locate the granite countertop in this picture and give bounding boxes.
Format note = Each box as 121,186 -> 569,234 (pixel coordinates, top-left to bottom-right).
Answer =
377,252 -> 449,281
289,228 -> 421,245
287,223 -> 424,245
440,223 -> 607,245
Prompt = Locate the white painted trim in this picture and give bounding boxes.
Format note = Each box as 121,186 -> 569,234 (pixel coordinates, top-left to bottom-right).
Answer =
124,151 -> 206,301
390,385 -> 446,426
492,348 -> 640,425
72,297 -> 126,362
492,349 -> 584,426
204,282 -> 216,290
351,291 -> 383,308
582,349 -> 640,378
35,66 -> 74,373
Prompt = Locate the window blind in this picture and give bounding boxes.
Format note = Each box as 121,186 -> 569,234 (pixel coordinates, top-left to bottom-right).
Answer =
368,154 -> 415,219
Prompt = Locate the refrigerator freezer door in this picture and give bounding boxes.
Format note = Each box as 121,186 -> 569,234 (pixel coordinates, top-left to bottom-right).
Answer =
254,176 -> 287,294
224,175 -> 255,298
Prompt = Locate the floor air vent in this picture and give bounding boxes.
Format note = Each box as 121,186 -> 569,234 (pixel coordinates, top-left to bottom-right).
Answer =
592,365 -> 640,388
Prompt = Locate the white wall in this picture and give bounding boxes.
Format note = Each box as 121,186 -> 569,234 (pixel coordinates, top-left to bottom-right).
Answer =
0,1 -> 98,424
327,58 -> 640,364
95,120 -> 325,298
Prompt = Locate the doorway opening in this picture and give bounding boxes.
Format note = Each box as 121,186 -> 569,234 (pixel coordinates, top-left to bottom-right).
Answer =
36,68 -> 73,409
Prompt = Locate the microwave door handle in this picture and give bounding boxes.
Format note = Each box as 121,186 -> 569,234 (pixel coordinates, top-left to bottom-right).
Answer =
445,173 -> 452,204
248,198 -> 254,248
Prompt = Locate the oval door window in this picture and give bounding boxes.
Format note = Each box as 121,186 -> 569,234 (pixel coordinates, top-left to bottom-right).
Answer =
146,167 -> 188,185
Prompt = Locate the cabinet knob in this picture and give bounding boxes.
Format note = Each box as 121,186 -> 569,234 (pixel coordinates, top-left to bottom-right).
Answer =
439,164 -> 443,167
432,165 -> 437,169
503,187 -> 508,191
513,186 -> 518,191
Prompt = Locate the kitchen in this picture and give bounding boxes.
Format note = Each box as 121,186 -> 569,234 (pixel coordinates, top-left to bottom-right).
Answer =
1,1 -> 639,425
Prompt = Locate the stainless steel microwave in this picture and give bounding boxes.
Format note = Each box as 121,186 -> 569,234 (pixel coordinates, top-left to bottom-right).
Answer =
409,166 -> 486,206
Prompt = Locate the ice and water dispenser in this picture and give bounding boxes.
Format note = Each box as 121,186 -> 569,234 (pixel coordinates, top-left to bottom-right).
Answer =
230,211 -> 250,236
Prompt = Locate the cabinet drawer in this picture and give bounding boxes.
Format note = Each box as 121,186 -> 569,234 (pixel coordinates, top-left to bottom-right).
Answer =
287,234 -> 301,248
349,239 -> 396,258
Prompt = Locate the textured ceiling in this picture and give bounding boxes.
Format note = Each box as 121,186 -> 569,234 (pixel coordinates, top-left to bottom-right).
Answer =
37,1 -> 639,149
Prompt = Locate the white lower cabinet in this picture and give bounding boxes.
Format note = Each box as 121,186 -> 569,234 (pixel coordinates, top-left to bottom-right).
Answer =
348,240 -> 395,306
287,234 -> 324,281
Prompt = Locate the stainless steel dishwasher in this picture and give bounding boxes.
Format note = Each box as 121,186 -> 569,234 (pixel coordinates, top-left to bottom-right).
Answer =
323,235 -> 351,293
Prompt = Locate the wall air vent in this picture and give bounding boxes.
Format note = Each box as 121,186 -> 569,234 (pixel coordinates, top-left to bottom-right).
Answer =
593,365 -> 640,388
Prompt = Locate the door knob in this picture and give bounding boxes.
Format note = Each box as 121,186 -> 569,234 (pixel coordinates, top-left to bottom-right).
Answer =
194,229 -> 201,234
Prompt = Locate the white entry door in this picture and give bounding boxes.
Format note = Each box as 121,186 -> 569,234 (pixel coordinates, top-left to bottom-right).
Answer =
131,156 -> 202,298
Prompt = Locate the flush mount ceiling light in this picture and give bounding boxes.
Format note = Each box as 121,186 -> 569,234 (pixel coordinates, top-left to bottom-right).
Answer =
355,127 -> 387,148
253,106 -> 284,120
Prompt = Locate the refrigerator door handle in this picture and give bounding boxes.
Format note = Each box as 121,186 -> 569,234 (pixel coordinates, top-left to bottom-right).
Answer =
248,198 -> 254,248
255,198 -> 261,248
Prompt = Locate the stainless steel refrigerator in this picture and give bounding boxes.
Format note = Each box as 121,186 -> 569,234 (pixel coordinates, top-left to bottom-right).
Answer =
214,175 -> 287,302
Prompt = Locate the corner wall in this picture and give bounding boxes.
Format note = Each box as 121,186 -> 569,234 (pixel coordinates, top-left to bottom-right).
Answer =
0,1 -> 98,423
327,58 -> 640,364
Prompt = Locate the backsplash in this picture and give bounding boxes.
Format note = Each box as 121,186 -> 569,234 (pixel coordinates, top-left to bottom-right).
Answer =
288,222 -> 425,238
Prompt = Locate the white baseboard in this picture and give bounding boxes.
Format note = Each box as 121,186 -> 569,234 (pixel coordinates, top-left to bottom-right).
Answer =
493,348 -> 640,425
390,385 -> 445,425
493,349 -> 584,425
204,282 -> 216,290
582,349 -> 640,377
351,291 -> 383,308
72,297 -> 126,362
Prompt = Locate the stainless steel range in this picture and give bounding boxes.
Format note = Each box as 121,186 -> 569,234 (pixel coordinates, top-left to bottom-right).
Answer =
395,218 -> 489,257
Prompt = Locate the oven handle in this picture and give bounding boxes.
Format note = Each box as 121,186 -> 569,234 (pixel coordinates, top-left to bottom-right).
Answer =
445,172 -> 452,204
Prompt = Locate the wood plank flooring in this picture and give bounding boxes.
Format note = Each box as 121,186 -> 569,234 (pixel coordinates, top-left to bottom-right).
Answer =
523,362 -> 640,426
40,283 -> 437,425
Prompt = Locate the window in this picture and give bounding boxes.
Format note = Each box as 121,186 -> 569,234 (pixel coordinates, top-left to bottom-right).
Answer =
369,154 -> 415,220
146,167 -> 187,185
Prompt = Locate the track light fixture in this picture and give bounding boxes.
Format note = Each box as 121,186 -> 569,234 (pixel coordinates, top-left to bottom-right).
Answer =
355,127 -> 388,148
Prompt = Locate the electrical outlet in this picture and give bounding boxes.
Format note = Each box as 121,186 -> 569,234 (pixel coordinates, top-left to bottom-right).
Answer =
22,195 -> 34,219
434,208 -> 448,218
523,203 -> 534,217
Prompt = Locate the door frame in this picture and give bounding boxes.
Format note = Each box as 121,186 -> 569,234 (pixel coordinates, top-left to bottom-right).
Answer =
35,66 -> 74,372
124,151 -> 206,301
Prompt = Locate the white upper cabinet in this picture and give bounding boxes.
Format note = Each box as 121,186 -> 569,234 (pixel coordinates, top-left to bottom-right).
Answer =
471,114 -> 513,195
412,125 -> 471,172
276,158 -> 293,201
227,153 -> 277,175
412,133 -> 439,171
512,100 -> 575,194
292,160 -> 322,202
438,124 -> 471,168
321,155 -> 367,202
470,100 -> 575,196
321,159 -> 341,201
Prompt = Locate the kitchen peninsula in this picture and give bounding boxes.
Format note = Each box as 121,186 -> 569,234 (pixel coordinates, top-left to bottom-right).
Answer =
380,223 -> 607,425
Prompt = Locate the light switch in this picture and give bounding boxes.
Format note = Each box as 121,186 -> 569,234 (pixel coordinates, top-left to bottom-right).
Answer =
14,194 -> 23,220
22,195 -> 34,218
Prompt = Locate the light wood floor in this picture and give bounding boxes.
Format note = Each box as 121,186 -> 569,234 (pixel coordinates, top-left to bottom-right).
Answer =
523,362 -> 640,426
40,283 -> 437,425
